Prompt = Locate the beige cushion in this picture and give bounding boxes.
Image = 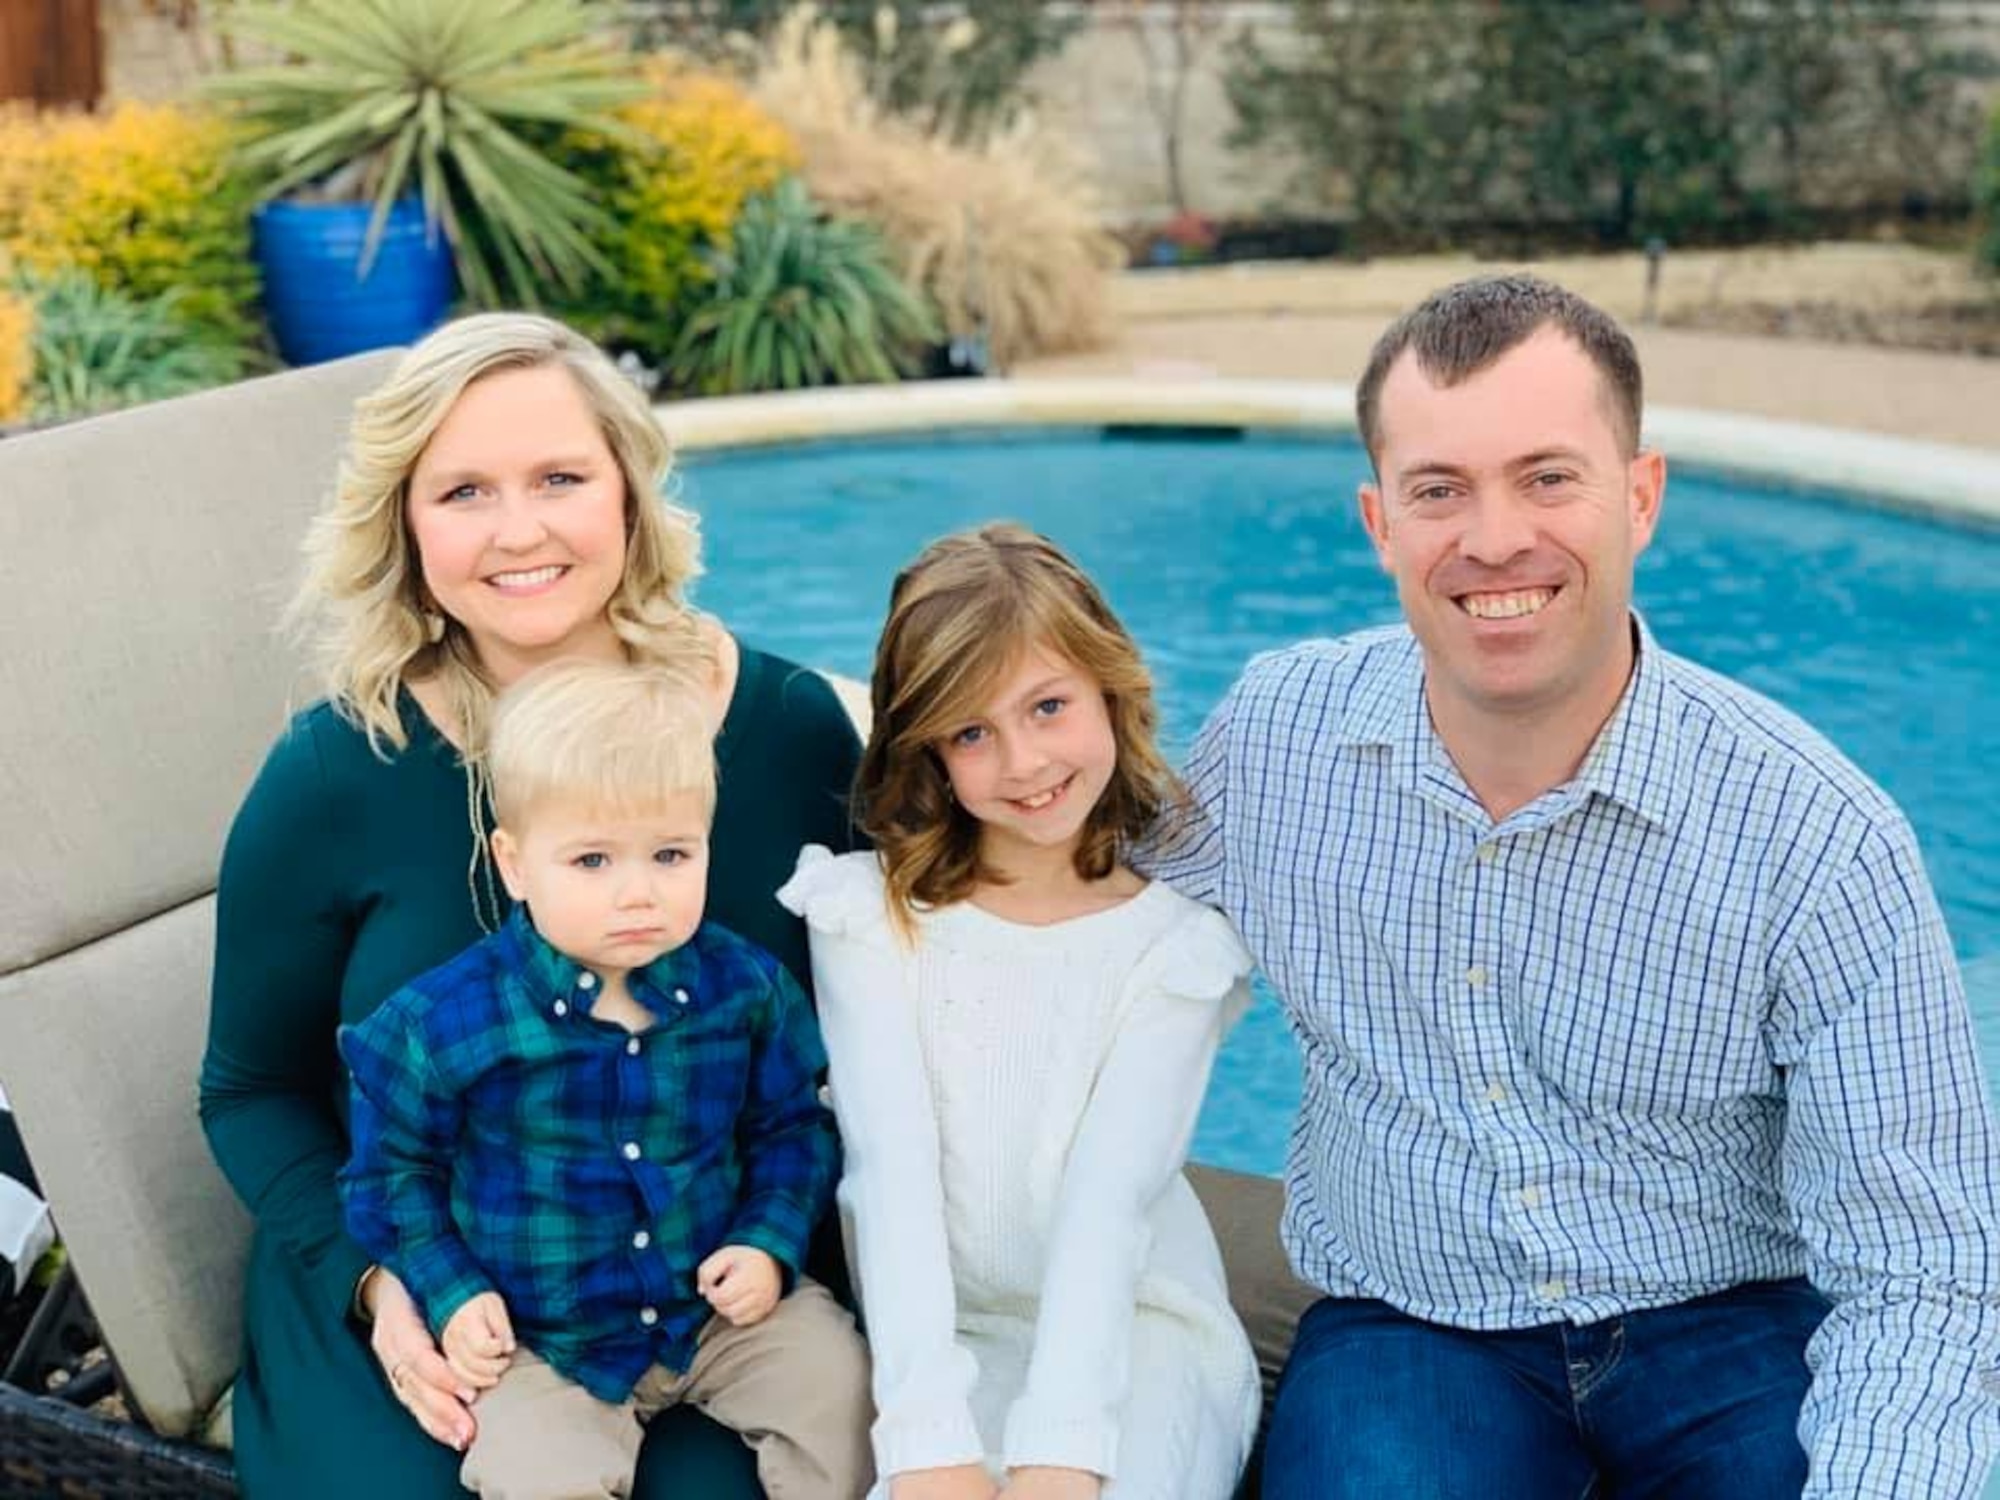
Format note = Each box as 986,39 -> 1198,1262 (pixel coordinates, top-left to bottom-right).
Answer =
0,352 -> 401,1438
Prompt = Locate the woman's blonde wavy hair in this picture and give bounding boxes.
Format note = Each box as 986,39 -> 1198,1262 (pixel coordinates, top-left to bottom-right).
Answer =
856,523 -> 1184,937
290,312 -> 711,760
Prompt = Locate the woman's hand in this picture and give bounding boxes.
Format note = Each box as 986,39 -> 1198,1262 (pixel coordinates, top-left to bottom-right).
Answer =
365,1267 -> 477,1451
889,1465 -> 1001,1500
997,1468 -> 1101,1500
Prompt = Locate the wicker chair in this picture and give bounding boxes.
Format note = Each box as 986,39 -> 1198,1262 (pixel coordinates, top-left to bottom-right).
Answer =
0,360 -> 1314,1499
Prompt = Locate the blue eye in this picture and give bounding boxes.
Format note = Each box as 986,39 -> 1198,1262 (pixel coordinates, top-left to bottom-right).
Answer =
440,482 -> 480,504
654,847 -> 686,866
543,470 -> 582,488
572,852 -> 608,870
1033,697 -> 1066,718
948,724 -> 987,749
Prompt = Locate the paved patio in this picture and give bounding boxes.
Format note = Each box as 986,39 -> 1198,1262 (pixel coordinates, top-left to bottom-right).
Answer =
1016,253 -> 2000,453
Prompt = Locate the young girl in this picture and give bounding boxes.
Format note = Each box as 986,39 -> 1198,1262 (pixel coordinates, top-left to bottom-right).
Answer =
779,524 -> 1259,1500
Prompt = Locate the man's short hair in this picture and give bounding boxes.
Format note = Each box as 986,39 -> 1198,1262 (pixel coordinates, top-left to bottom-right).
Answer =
1356,273 -> 1644,463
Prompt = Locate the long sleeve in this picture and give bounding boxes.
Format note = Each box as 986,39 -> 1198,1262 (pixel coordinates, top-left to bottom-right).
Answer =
1002,911 -> 1251,1475
1775,822 -> 2000,1498
779,849 -> 986,1480
199,716 -> 373,1325
725,959 -> 838,1279
336,999 -> 494,1334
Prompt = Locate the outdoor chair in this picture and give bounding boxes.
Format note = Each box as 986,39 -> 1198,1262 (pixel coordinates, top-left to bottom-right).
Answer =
0,358 -> 1312,1498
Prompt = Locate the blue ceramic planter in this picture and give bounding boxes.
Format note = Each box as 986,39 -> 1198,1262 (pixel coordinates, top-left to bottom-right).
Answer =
253,197 -> 454,366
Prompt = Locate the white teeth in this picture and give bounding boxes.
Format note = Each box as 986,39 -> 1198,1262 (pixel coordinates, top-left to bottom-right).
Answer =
490,564 -> 564,588
1462,587 -> 1554,620
1015,781 -> 1066,810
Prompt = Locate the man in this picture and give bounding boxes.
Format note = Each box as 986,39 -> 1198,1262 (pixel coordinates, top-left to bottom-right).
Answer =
1149,274 -> 2000,1497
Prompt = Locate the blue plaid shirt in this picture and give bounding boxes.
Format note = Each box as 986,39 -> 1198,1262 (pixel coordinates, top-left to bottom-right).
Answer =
339,906 -> 837,1402
1146,619 -> 2000,1497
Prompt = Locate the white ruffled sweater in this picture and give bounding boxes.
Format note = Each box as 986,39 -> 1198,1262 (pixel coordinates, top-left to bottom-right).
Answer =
779,847 -> 1261,1496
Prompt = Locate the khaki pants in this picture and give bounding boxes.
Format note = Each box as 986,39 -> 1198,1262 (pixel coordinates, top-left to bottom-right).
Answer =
459,1281 -> 874,1500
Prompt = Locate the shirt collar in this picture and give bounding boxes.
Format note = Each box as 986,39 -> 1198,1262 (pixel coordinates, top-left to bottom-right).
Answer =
1568,614 -> 1683,830
496,904 -> 708,1021
1337,616 -> 1682,829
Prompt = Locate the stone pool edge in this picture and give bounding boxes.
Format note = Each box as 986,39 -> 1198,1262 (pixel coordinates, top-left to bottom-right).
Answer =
658,378 -> 1997,529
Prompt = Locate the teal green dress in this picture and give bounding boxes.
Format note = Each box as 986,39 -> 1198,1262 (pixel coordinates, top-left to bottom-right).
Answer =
200,646 -> 861,1500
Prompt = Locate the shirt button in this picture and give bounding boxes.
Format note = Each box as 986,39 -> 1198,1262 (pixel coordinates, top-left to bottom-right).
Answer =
626,1037 -> 642,1056
621,1141 -> 641,1161
577,972 -> 597,991
1519,1185 -> 1543,1209
632,1229 -> 652,1250
639,1306 -> 659,1327
1476,843 -> 1498,864
1483,1082 -> 1508,1104
673,987 -> 690,1006
552,1000 -> 568,1018
1466,965 -> 1489,989
1536,1279 -> 1567,1301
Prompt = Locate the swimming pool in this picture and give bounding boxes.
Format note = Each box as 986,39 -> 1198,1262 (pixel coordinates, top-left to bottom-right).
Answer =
677,428 -> 2000,1178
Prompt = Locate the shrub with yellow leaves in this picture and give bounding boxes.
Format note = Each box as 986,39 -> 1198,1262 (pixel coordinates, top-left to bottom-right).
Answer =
556,61 -> 801,358
0,285 -> 30,427
0,102 -> 259,349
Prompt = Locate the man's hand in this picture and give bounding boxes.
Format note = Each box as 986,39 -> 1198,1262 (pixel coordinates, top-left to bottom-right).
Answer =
440,1290 -> 515,1389
890,1465 -> 1001,1500
998,1467 -> 1101,1500
365,1267 -> 477,1451
697,1244 -> 781,1326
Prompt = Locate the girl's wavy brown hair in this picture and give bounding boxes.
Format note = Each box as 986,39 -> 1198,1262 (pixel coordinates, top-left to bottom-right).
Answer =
857,522 -> 1184,936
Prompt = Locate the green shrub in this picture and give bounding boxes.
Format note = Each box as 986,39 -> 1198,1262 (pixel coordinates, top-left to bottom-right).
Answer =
668,177 -> 937,394
0,103 -> 259,350
1977,104 -> 2000,273
1228,0 -> 1995,251
642,0 -> 1081,140
17,270 -> 252,423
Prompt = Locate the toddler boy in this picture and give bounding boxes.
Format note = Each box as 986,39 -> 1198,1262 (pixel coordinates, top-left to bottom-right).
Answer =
340,660 -> 872,1499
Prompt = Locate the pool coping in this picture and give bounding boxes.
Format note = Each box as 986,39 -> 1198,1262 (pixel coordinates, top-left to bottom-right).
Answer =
657,377 -> 1997,528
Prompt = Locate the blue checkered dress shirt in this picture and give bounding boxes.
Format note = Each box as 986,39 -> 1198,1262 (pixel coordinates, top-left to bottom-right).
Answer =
1146,618 -> 2000,1497
339,906 -> 836,1403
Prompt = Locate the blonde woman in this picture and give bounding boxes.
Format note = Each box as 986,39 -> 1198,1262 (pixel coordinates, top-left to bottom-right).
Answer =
199,314 -> 862,1500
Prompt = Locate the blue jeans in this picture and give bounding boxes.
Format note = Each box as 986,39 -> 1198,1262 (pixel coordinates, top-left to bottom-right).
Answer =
1261,1279 -> 1829,1500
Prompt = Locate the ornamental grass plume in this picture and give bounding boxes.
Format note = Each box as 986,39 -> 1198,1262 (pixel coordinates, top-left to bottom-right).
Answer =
749,7 -> 1120,368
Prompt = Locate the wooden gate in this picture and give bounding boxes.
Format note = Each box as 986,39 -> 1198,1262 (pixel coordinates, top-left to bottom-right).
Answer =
0,0 -> 103,109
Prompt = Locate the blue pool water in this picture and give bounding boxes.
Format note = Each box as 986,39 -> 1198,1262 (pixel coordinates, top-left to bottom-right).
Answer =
677,430 -> 2000,1182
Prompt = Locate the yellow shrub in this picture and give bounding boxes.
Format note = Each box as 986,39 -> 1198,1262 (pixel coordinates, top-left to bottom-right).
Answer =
0,287 -> 30,426
557,61 -> 800,354
0,102 -> 258,346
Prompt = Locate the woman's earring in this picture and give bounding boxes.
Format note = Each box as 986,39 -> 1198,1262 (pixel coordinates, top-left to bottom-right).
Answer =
423,608 -> 446,644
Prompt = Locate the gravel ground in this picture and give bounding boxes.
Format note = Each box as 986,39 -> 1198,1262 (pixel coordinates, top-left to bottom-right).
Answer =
1017,244 -> 2000,451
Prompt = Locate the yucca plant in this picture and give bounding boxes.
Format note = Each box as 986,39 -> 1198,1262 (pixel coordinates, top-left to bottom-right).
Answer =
209,0 -> 648,306
17,271 -> 252,423
668,178 -> 938,394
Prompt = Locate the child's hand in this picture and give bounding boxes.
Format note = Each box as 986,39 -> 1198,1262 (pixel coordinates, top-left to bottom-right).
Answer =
997,1468 -> 1101,1500
696,1244 -> 781,1326
441,1291 -> 515,1389
890,1466 -> 1001,1500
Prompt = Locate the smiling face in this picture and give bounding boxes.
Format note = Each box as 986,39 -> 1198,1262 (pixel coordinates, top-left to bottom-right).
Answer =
934,643 -> 1120,875
1358,326 -> 1665,745
491,792 -> 711,981
405,363 -> 630,686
